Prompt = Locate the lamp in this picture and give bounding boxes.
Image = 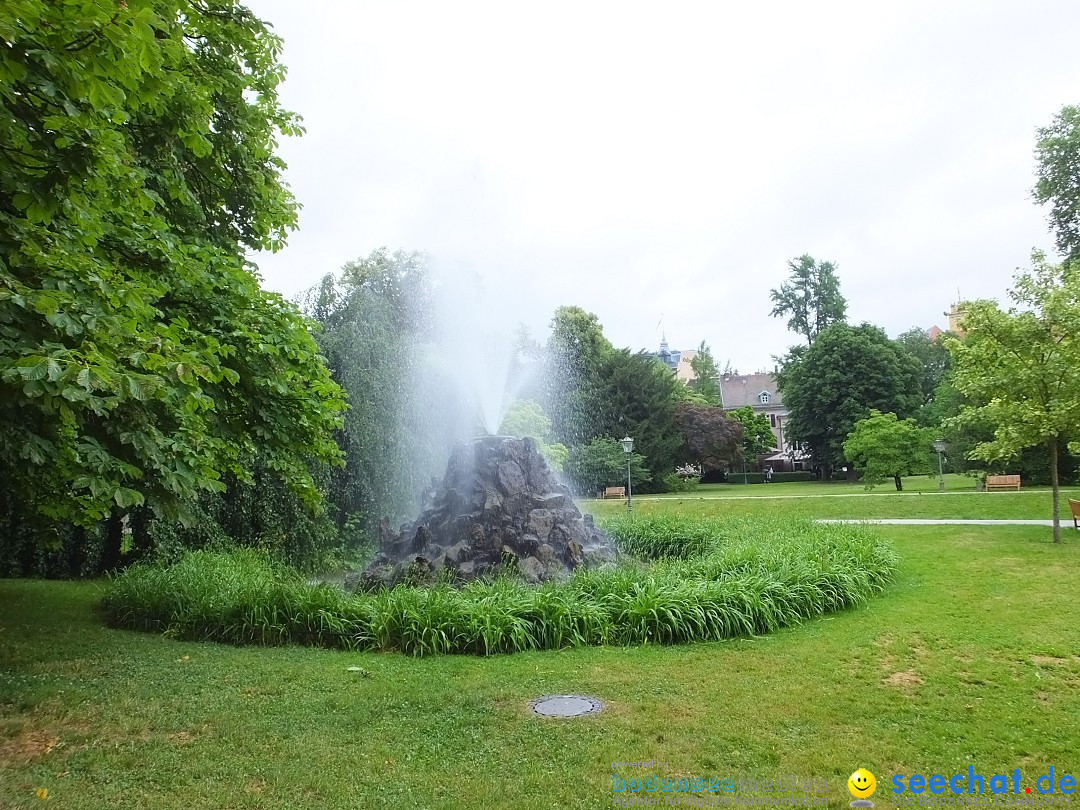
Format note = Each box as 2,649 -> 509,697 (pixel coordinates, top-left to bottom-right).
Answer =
933,438 -> 948,493
621,436 -> 634,511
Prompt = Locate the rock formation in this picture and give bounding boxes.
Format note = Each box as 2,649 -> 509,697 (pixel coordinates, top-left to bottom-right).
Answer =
361,436 -> 618,588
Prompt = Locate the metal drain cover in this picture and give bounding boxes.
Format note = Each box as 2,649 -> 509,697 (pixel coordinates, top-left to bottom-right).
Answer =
528,694 -> 605,717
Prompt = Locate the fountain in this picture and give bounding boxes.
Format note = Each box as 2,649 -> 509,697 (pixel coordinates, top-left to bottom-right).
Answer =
361,435 -> 618,589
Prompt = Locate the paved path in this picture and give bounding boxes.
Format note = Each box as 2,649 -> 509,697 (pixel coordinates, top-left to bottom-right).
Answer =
817,518 -> 1062,526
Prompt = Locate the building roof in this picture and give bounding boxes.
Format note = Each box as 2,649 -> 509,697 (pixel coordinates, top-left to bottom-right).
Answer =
926,325 -> 944,341
719,373 -> 783,409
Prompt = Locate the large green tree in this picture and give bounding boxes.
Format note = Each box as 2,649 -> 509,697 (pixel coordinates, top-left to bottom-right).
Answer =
778,323 -> 922,473
843,410 -> 933,491
541,306 -> 613,448
297,249 -> 447,550
769,255 -> 848,346
896,327 -> 952,405
590,350 -> 684,490
565,437 -> 650,496
1034,104 -> 1080,263
946,253 -> 1080,541
688,340 -> 722,405
727,406 -> 776,458
0,1 -> 345,532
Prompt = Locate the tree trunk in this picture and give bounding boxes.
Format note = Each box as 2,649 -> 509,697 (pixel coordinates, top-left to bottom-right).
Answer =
894,475 -> 903,491
67,526 -> 87,578
1050,435 -> 1061,543
100,510 -> 124,572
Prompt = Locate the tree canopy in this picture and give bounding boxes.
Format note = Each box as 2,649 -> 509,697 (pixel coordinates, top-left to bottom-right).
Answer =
727,406 -> 776,458
895,327 -> 951,405
688,340 -> 722,405
769,255 -> 848,346
0,1 -> 345,528
541,306 -> 613,448
945,252 -> 1080,541
843,410 -> 932,491
565,437 -> 650,495
1034,104 -> 1080,263
778,323 -> 922,471
673,403 -> 741,472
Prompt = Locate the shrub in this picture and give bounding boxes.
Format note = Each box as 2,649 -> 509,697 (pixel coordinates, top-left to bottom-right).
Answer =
728,472 -> 766,484
103,518 -> 896,656
771,471 -> 813,483
662,473 -> 701,493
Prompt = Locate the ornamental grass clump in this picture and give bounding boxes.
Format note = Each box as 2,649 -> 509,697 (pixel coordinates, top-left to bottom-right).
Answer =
103,517 -> 897,656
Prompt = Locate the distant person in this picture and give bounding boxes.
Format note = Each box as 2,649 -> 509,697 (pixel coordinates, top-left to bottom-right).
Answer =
765,466 -> 773,483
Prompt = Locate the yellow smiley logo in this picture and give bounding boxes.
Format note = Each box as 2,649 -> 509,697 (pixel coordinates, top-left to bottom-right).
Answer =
848,769 -> 876,798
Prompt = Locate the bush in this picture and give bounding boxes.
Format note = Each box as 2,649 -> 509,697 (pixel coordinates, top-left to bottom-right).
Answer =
662,473 -> 700,493
771,471 -> 813,483
728,472 -> 766,484
102,518 -> 897,656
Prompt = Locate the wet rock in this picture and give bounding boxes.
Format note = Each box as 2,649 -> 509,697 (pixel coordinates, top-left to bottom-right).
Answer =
362,436 -> 618,589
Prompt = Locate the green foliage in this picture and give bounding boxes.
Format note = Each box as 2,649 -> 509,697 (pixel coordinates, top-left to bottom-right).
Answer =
662,470 -> 701,493
672,378 -> 711,406
1034,104 -> 1080,262
499,399 -> 568,471
945,253 -> 1080,540
102,517 -> 897,655
896,327 -> 952,405
297,249 -> 449,553
769,255 -> 848,345
727,471 -> 813,484
539,442 -> 569,473
0,1 -> 345,528
728,472 -> 766,484
498,399 -> 552,440
540,310 -> 683,487
590,350 -> 684,488
541,306 -> 613,447
843,410 -> 934,491
727,406 -> 776,456
770,471 -> 813,483
565,437 -> 650,494
779,323 -> 923,470
688,340 -> 722,405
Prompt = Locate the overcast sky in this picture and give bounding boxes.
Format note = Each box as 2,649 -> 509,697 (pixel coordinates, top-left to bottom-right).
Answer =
245,0 -> 1080,373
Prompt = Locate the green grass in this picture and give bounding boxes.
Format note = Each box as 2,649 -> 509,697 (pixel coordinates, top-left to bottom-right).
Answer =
643,472 -> 1079,499
100,519 -> 895,655
3,503 -> 1080,808
589,487 -> 1076,521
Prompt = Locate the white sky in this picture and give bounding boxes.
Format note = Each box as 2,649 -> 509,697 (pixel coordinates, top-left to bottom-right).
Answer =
245,0 -> 1080,373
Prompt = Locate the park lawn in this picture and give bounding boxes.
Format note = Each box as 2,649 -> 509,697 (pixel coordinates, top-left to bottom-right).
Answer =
648,473 -> 1080,498
588,486 -> 1080,522
3,524 -> 1080,809
668,473 -> 986,497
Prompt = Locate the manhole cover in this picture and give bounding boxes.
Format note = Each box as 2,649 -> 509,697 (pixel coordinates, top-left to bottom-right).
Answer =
528,694 -> 605,717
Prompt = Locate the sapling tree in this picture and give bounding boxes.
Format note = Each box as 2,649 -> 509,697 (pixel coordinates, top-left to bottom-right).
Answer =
945,253 -> 1080,542
843,410 -> 933,491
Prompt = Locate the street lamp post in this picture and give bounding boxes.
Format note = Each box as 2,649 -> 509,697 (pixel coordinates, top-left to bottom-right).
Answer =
621,436 -> 634,511
933,439 -> 948,493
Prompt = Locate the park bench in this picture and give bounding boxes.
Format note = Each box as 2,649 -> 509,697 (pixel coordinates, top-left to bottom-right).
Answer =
1069,498 -> 1080,530
602,486 -> 626,499
985,474 -> 1021,491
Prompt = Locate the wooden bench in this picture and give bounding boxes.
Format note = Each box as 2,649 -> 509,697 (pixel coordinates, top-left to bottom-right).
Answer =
985,474 -> 1021,491
602,486 -> 626,499
1069,498 -> 1080,530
